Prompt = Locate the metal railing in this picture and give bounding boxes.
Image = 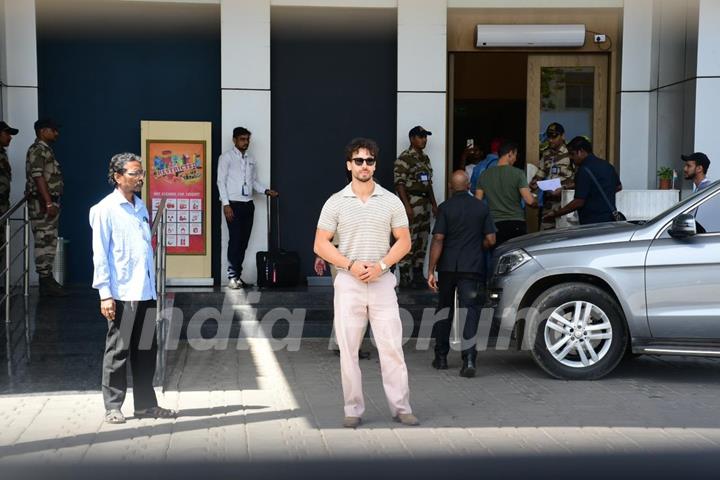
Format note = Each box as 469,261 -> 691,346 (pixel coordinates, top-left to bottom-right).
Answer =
151,198 -> 168,384
152,198 -> 167,300
1,196 -> 31,377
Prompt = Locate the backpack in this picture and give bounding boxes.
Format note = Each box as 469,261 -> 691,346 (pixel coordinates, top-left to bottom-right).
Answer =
470,156 -> 499,192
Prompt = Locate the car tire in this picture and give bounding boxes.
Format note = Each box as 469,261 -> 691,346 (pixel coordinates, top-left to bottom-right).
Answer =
527,282 -> 627,380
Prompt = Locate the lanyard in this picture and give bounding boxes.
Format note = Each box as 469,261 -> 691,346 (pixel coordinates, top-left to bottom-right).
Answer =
235,150 -> 249,187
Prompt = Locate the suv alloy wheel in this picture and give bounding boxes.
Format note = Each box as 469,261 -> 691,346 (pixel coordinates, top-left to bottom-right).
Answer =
526,282 -> 628,380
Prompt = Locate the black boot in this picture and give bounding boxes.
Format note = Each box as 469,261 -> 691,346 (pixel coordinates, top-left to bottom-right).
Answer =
39,275 -> 67,297
431,352 -> 448,370
459,353 -> 476,378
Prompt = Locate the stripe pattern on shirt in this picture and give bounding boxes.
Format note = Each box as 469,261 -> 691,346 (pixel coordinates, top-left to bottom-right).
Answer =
317,182 -> 408,263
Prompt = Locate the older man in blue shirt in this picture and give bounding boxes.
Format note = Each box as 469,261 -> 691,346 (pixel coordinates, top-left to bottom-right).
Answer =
90,153 -> 176,424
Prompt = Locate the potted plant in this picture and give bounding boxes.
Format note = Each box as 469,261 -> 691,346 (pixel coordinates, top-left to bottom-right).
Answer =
657,166 -> 673,190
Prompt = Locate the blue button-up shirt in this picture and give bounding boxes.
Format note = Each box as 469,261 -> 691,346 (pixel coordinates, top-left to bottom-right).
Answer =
90,189 -> 156,301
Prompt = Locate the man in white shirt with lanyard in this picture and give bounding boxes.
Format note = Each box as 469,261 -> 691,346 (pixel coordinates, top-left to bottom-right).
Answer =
90,153 -> 176,424
314,137 -> 419,429
217,127 -> 278,288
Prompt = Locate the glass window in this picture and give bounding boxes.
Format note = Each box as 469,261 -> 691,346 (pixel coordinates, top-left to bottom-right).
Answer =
540,66 -> 594,143
693,193 -> 720,234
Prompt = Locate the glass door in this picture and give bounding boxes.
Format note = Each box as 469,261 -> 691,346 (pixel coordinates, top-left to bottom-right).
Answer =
526,55 -> 608,168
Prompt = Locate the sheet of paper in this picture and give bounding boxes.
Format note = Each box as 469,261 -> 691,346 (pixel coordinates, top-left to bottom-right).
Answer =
537,178 -> 562,192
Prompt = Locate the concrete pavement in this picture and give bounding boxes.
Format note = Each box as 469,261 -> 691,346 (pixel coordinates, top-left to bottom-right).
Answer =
2,338 -> 720,465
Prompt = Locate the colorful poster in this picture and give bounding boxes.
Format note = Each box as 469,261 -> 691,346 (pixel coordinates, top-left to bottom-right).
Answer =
147,141 -> 206,255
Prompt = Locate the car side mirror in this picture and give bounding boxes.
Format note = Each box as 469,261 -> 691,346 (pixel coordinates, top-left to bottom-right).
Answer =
668,214 -> 697,239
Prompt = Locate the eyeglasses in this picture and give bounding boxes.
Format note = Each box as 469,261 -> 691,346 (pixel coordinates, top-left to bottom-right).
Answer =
124,170 -> 145,177
352,157 -> 376,166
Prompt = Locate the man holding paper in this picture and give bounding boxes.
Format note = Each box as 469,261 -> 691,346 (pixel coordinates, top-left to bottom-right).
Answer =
543,136 -> 622,226
475,141 -> 536,246
530,122 -> 575,229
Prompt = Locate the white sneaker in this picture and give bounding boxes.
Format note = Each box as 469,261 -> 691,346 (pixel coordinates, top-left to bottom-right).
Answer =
227,278 -> 241,289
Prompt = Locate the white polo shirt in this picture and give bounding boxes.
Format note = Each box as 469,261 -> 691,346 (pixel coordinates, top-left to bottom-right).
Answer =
317,182 -> 408,263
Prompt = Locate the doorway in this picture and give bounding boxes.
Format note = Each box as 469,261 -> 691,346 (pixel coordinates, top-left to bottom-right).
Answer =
450,51 -> 610,232
526,54 -> 609,166
450,52 -> 528,172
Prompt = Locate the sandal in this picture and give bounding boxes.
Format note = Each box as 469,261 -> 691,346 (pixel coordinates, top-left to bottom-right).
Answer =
134,406 -> 177,419
105,409 -> 126,424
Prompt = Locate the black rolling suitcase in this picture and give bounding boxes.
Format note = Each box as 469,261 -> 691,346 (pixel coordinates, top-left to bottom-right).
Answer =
256,196 -> 301,288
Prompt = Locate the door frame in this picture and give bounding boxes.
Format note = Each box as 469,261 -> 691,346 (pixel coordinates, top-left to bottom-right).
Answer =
525,54 -> 609,168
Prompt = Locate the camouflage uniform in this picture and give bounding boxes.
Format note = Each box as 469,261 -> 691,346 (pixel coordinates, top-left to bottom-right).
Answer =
0,147 -> 11,262
25,140 -> 64,277
394,147 -> 433,285
535,143 -> 575,229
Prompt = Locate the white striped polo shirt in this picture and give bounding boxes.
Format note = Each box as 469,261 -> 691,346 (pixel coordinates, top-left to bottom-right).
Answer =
317,182 -> 409,263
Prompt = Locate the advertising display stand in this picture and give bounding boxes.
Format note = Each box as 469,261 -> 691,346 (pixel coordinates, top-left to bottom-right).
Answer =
141,121 -> 213,286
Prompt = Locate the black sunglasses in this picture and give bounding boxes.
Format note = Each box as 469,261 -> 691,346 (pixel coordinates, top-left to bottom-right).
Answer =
352,157 -> 376,166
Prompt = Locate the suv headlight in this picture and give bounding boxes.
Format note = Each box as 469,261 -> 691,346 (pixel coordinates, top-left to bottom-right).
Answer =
495,249 -> 532,276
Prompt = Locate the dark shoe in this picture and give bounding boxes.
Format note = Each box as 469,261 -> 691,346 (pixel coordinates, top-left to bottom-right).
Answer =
460,356 -> 477,378
393,413 -> 419,426
343,416 -> 361,428
431,353 -> 448,370
134,406 -> 177,419
105,409 -> 126,424
39,275 -> 67,297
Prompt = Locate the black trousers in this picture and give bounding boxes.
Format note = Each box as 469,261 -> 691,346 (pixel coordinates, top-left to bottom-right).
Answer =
434,272 -> 485,359
102,299 -> 158,411
494,220 -> 527,247
226,200 -> 255,279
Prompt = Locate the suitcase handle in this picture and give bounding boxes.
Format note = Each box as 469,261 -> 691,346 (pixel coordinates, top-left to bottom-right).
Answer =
266,195 -> 281,251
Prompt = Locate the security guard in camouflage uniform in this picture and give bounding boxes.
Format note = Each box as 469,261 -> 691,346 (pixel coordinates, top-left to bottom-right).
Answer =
394,126 -> 438,289
530,122 -> 575,230
25,118 -> 66,296
0,121 -> 19,267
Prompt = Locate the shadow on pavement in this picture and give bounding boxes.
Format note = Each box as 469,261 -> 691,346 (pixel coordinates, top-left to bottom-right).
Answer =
3,453 -> 720,479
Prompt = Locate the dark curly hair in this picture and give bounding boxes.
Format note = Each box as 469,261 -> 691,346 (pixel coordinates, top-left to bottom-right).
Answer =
108,152 -> 141,186
344,137 -> 379,163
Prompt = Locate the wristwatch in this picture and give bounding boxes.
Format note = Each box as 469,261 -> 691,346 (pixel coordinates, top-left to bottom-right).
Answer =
379,260 -> 389,273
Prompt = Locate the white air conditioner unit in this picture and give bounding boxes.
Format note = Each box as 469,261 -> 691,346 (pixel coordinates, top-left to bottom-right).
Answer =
475,24 -> 586,48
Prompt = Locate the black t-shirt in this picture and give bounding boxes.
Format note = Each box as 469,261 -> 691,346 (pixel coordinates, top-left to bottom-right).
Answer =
432,191 -> 496,275
574,155 -> 621,224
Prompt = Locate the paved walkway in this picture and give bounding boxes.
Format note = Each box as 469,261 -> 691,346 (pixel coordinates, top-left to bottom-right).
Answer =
2,336 -> 720,465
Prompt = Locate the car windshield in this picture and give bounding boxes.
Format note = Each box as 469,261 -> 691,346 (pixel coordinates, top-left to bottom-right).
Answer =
644,179 -> 720,225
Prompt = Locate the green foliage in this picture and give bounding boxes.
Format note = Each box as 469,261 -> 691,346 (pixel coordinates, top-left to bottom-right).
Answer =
657,166 -> 673,180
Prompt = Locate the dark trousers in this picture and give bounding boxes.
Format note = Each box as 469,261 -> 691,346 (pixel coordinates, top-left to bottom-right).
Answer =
102,299 -> 158,411
434,272 -> 485,359
494,220 -> 527,247
226,200 -> 255,279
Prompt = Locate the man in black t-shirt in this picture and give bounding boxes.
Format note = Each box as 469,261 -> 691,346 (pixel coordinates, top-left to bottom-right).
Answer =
427,170 -> 496,377
543,137 -> 622,225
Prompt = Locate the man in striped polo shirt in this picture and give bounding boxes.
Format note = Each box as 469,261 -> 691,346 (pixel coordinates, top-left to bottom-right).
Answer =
314,137 -> 419,429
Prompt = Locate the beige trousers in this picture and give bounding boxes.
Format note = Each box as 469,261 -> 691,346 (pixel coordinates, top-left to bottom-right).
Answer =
333,270 -> 412,417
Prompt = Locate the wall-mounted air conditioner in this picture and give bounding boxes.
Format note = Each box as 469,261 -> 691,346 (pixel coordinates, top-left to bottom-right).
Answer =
475,24 -> 586,48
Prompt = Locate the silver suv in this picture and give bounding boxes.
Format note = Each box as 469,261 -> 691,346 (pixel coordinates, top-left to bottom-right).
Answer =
488,180 -> 720,380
